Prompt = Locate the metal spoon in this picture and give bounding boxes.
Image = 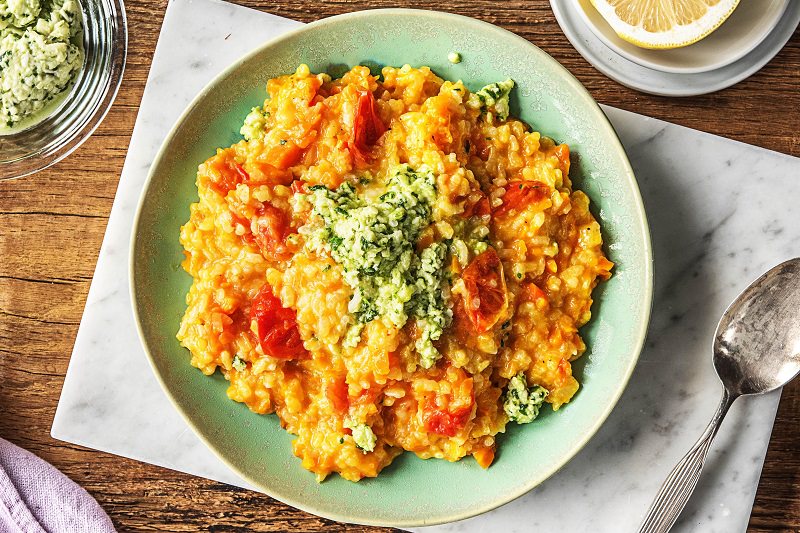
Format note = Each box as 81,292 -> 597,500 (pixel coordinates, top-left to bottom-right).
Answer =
639,257 -> 800,533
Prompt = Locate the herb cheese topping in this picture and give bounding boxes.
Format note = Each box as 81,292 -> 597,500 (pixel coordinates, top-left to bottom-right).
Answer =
467,78 -> 515,121
503,372 -> 549,424
0,0 -> 83,130
240,105 -> 271,142
304,164 -> 452,368
231,354 -> 247,372
0,0 -> 41,26
345,420 -> 377,453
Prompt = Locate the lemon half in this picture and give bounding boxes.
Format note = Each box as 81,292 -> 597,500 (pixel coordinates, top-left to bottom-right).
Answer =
590,0 -> 741,49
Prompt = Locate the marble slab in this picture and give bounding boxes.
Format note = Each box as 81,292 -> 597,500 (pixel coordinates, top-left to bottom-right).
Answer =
51,0 -> 800,530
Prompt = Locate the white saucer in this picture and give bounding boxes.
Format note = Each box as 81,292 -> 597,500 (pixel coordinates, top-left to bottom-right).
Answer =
576,0 -> 789,74
550,1 -> 800,96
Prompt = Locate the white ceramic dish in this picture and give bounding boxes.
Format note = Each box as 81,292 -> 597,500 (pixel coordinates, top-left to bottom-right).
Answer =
576,0 -> 789,74
550,0 -> 800,96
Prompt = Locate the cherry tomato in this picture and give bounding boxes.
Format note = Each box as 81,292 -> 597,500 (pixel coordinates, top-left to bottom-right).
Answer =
252,203 -> 294,262
324,376 -> 349,413
422,367 -> 475,437
349,90 -> 386,165
555,358 -> 572,388
493,181 -> 548,217
460,248 -> 508,333
204,150 -> 248,196
250,284 -> 307,360
520,281 -> 549,310
290,180 -> 308,195
553,144 -> 570,176
461,192 -> 491,218
232,163 -> 249,181
424,401 -> 472,437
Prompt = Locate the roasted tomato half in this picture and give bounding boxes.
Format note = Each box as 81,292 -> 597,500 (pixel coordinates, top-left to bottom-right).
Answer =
424,399 -> 472,437
422,366 -> 475,437
251,203 -> 295,262
460,248 -> 508,333
202,149 -> 249,196
461,191 -> 491,218
494,181 -> 549,217
250,284 -> 308,360
349,90 -> 386,164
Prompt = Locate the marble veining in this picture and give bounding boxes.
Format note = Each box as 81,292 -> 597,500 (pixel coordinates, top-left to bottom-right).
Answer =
50,0 -> 799,531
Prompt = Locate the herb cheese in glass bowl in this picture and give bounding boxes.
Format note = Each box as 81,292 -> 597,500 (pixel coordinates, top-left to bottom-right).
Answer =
0,0 -> 127,180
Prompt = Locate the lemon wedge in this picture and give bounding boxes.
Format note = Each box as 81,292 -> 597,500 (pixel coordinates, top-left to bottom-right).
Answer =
589,0 -> 740,49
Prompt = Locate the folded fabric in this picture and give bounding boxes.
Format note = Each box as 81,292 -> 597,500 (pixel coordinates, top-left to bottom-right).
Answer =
0,437 -> 116,533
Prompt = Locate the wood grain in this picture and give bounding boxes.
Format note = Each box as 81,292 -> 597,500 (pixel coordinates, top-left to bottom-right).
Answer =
0,1 -> 798,531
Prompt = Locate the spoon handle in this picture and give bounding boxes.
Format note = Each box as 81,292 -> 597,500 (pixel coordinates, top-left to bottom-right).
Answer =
638,388 -> 737,533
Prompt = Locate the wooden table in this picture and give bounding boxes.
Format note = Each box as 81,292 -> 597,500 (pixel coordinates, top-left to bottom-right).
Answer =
0,1 -> 797,531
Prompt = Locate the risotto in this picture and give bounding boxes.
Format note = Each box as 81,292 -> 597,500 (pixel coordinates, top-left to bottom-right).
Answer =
177,64 -> 613,481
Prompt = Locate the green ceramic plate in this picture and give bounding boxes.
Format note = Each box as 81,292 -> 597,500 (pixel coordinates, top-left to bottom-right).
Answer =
131,8 -> 652,527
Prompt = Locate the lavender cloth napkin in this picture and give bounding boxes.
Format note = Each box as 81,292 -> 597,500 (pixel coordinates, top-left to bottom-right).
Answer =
0,438 -> 116,533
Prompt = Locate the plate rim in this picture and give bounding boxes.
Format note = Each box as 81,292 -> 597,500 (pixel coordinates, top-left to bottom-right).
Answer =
129,7 -> 654,527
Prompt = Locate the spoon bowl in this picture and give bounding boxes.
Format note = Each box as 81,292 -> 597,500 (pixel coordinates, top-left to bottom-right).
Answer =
713,258 -> 800,396
640,257 -> 800,533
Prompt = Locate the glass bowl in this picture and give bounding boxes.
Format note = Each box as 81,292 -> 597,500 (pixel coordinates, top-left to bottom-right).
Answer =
0,0 -> 127,180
